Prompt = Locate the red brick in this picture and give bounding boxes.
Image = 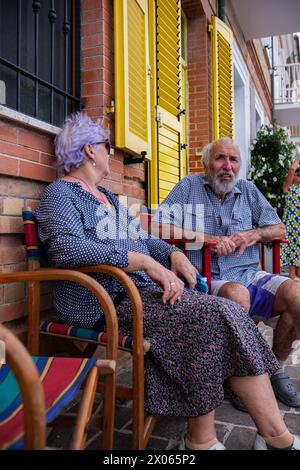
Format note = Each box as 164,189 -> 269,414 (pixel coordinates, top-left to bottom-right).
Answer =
0,155 -> 19,177
82,0 -> 102,12
82,33 -> 102,50
0,123 -> 18,143
1,245 -> 26,265
0,141 -> 40,162
2,198 -> 24,215
0,216 -> 23,234
4,283 -> 25,303
82,55 -> 103,70
82,82 -> 103,96
82,69 -> 101,83
24,199 -> 40,211
0,301 -> 27,322
19,161 -> 56,182
82,46 -> 103,60
0,176 -> 45,198
18,130 -> 54,154
40,153 -> 55,166
82,8 -> 103,24
109,159 -> 124,174
2,262 -> 27,274
82,22 -> 102,37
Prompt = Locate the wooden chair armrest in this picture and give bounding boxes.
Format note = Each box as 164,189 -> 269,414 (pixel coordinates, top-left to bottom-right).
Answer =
0,270 -> 118,358
76,265 -> 145,360
0,323 -> 46,449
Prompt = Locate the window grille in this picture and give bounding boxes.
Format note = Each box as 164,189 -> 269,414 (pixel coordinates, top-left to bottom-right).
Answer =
0,0 -> 81,126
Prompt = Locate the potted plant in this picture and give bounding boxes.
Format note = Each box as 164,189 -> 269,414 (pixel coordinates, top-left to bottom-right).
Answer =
248,121 -> 296,219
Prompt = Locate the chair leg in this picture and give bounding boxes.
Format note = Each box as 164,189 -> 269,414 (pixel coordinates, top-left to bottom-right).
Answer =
82,343 -> 98,358
98,360 -> 116,450
70,365 -> 99,450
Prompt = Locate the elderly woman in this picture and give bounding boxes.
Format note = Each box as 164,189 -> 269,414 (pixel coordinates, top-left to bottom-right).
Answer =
36,113 -> 299,451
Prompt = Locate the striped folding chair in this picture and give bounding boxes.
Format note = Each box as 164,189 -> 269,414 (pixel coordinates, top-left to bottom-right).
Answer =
0,268 -> 118,450
22,208 -> 154,450
0,322 -> 115,450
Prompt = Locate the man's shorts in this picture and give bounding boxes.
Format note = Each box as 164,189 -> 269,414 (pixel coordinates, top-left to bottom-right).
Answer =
211,271 -> 289,320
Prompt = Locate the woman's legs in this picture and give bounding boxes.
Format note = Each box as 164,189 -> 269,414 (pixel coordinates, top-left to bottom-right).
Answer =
187,412 -> 216,444
228,373 -> 287,438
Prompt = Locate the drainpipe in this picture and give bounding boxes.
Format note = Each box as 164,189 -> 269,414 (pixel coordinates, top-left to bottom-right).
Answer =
295,35 -> 300,63
218,0 -> 226,21
271,36 -> 275,122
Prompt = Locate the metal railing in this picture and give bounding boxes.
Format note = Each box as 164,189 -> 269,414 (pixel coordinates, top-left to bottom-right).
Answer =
274,63 -> 300,104
289,125 -> 300,137
0,0 -> 81,125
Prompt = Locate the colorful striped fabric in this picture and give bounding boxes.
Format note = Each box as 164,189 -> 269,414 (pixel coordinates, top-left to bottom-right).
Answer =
40,320 -> 134,351
0,356 -> 96,450
22,209 -> 41,261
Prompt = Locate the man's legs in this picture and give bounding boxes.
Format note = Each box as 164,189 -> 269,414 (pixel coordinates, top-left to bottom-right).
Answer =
217,282 -> 250,313
272,279 -> 300,360
213,275 -> 300,407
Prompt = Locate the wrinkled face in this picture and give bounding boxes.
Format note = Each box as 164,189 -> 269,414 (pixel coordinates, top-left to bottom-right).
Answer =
206,142 -> 241,195
92,140 -> 111,180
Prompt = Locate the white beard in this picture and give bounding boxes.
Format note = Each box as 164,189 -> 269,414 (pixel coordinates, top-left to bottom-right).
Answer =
207,169 -> 239,195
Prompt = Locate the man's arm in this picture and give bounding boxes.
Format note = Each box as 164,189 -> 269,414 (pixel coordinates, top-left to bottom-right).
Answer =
150,221 -> 237,256
230,223 -> 286,257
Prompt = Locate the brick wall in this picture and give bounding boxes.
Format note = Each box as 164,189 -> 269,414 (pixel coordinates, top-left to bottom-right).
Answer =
0,0 -> 146,329
81,0 -> 146,204
186,13 -> 213,174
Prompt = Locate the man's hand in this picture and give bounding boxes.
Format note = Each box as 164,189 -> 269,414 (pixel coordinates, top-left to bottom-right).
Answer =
229,229 -> 260,257
209,235 -> 237,256
170,251 -> 198,288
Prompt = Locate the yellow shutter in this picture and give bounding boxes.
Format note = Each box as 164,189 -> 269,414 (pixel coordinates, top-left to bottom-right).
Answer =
209,16 -> 234,140
156,0 -> 181,203
114,0 -> 151,157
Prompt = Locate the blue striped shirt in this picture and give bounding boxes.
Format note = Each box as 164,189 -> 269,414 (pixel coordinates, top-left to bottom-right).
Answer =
156,174 -> 282,286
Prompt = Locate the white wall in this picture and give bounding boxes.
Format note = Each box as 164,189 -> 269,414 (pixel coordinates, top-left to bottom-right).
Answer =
233,40 -> 251,179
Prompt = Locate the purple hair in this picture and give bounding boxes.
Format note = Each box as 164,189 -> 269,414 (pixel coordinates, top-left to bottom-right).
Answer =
54,112 -> 109,174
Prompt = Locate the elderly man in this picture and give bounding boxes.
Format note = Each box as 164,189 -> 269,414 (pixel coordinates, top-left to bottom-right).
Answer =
156,136 -> 300,408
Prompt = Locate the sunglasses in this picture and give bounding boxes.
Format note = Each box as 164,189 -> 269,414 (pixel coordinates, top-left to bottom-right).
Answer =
91,140 -> 111,155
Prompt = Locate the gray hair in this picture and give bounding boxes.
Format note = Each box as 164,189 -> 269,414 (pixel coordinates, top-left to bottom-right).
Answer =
54,112 -> 109,174
202,137 -> 240,166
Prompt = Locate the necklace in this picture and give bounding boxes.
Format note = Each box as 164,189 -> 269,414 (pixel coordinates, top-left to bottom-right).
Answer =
62,175 -> 110,205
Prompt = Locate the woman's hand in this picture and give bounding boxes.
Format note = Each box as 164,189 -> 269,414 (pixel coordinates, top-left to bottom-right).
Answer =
170,251 -> 197,288
126,252 -> 184,304
144,257 -> 185,305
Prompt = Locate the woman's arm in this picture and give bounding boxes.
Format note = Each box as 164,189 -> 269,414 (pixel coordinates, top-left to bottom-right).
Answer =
283,160 -> 299,193
125,252 -> 184,305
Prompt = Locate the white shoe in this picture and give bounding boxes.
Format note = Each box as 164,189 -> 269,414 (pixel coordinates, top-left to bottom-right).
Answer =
179,437 -> 226,450
253,434 -> 300,450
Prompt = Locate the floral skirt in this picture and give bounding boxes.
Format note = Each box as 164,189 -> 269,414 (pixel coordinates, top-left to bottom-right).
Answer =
116,287 -> 279,417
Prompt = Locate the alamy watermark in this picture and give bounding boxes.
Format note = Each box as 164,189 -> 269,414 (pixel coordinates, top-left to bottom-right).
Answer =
0,340 -> 6,365
94,196 -> 204,250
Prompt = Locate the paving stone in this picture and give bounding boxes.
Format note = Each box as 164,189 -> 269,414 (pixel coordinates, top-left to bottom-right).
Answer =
284,413 -> 300,435
285,365 -> 300,379
115,405 -> 133,430
215,423 -> 230,442
47,427 -> 72,449
151,416 -> 187,440
224,427 -> 257,450
215,403 -> 255,427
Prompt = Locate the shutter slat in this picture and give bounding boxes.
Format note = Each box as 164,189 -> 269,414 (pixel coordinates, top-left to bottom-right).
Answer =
210,16 -> 234,140
114,0 -> 151,156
